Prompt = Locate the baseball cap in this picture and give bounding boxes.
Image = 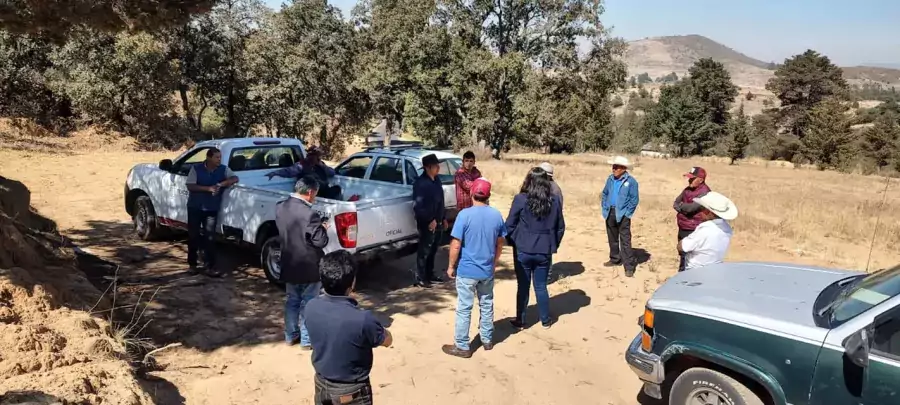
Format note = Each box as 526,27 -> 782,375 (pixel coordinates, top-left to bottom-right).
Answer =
472,178 -> 492,198
539,162 -> 554,176
422,154 -> 439,167
684,167 -> 707,179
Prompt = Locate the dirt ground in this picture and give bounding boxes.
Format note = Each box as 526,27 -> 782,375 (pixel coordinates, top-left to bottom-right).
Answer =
2,142 -> 900,404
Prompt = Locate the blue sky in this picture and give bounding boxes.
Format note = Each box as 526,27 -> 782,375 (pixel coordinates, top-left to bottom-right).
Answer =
263,0 -> 900,66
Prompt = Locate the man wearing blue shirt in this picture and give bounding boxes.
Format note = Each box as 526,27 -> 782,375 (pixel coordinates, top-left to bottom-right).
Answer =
600,156 -> 640,277
442,178 -> 506,358
304,250 -> 393,405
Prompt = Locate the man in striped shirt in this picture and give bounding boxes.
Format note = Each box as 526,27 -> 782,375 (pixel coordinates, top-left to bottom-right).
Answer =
454,151 -> 482,211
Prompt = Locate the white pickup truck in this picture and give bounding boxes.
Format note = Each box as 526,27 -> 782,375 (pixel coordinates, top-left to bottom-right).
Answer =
124,138 -> 419,284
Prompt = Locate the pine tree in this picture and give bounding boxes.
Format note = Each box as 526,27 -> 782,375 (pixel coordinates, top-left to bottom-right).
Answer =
802,98 -> 856,170
726,104 -> 751,164
861,113 -> 900,169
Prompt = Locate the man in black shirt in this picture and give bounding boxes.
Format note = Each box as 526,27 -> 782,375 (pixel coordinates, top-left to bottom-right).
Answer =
304,250 -> 393,405
412,154 -> 447,288
276,176 -> 329,349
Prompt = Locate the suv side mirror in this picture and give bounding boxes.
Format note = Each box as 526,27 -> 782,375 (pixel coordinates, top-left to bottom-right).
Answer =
159,159 -> 174,172
842,326 -> 873,368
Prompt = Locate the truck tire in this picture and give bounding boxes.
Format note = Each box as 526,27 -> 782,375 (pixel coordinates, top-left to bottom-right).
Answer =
260,235 -> 283,286
669,367 -> 764,405
133,195 -> 164,241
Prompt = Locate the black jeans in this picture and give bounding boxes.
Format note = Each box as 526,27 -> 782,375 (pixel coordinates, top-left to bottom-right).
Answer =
605,208 -> 635,272
677,228 -> 693,272
415,221 -> 441,282
187,208 -> 217,269
314,375 -> 373,405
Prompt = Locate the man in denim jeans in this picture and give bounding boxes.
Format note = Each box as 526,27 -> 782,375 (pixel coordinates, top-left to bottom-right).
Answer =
276,176 -> 329,348
442,178 -> 506,358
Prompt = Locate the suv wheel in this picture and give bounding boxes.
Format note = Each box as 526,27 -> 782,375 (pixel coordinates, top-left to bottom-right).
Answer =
669,367 -> 764,405
260,235 -> 283,285
133,195 -> 163,241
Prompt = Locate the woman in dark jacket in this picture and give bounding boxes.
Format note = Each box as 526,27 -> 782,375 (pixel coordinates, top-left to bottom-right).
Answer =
506,167 -> 566,329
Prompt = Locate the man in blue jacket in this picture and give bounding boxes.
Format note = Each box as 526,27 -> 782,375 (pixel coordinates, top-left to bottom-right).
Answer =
600,156 -> 640,277
412,154 -> 447,288
266,147 -> 341,199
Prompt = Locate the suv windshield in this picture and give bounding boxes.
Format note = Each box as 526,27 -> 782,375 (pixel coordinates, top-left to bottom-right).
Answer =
827,265 -> 900,327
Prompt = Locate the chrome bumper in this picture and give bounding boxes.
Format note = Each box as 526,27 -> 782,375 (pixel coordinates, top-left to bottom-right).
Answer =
625,333 -> 665,399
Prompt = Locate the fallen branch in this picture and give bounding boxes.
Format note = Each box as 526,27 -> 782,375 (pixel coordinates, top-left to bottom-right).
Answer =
142,343 -> 183,364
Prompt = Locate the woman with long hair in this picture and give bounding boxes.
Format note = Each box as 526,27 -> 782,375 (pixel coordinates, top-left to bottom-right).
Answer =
505,167 -> 566,329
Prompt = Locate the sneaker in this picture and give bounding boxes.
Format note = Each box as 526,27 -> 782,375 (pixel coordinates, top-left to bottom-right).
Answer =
286,337 -> 301,346
188,265 -> 201,275
300,345 -> 312,351
625,269 -> 635,278
430,275 -> 446,283
603,261 -> 621,267
441,344 -> 472,358
482,342 -> 494,351
206,268 -> 224,278
542,320 -> 554,329
509,320 -> 526,330
415,280 -> 433,289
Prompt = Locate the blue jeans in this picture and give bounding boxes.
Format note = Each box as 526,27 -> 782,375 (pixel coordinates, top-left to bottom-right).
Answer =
284,282 -> 322,345
515,252 -> 552,326
454,277 -> 494,350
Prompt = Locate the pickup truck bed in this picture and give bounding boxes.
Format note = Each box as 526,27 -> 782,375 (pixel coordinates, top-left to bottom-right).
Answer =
124,138 -> 419,284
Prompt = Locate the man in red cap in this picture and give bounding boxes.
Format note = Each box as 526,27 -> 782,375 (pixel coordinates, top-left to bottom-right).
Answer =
442,178 -> 507,358
672,166 -> 711,272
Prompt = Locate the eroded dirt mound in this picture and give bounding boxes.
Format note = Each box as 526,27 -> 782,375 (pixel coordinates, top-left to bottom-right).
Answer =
0,176 -> 152,405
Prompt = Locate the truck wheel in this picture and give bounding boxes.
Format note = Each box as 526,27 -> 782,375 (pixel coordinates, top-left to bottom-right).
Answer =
133,196 -> 163,241
669,367 -> 764,405
260,235 -> 283,285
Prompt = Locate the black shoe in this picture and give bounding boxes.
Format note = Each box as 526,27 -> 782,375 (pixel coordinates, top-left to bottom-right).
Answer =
441,344 -> 472,358
625,269 -> 635,278
509,320 -> 526,330
482,342 -> 494,351
603,261 -> 621,267
430,275 -> 446,283
188,265 -> 201,275
206,267 -> 224,278
542,320 -> 554,329
415,280 -> 433,289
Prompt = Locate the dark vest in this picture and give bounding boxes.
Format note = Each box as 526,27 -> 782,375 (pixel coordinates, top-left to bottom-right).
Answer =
188,164 -> 228,212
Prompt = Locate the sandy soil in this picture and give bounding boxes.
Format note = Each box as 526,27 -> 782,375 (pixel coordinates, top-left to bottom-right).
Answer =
2,145 -> 899,404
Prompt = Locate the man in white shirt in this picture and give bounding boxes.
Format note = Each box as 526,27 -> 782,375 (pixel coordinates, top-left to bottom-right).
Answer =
677,192 -> 738,270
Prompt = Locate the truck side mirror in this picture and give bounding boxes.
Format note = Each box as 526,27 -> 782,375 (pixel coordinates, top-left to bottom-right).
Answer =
842,326 -> 873,368
159,159 -> 174,172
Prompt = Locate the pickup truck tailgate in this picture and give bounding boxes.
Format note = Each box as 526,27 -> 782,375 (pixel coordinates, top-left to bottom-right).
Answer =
355,197 -> 417,250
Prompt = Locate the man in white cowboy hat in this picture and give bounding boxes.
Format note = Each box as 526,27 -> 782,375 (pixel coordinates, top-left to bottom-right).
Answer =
677,191 -> 738,270
539,162 -> 563,207
600,156 -> 640,277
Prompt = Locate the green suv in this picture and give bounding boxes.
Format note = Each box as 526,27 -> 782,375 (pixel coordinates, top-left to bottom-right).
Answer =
625,262 -> 900,405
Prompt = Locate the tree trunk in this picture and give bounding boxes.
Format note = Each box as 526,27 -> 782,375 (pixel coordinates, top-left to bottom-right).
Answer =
384,116 -> 393,147
178,83 -> 197,130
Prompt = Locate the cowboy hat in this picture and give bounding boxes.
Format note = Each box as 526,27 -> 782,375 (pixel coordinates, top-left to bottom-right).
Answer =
694,191 -> 739,220
607,156 -> 632,168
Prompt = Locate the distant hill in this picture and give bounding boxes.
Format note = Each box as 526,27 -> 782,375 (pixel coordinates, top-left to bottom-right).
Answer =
624,34 -> 900,90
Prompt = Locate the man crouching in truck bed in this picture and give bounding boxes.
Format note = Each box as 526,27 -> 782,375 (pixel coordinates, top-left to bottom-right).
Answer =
266,146 -> 342,199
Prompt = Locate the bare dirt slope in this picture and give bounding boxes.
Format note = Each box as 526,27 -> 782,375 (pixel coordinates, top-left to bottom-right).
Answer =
2,135 -> 900,404
625,34 -> 900,90
0,176 -> 153,405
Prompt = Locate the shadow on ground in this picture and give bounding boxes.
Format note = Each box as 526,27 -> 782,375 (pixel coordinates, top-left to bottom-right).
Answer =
634,248 -> 652,265
470,289 -> 592,351
65,219 -> 457,353
139,374 -> 186,405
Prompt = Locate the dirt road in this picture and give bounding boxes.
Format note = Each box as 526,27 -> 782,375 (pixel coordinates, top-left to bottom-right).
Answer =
3,146 -> 898,404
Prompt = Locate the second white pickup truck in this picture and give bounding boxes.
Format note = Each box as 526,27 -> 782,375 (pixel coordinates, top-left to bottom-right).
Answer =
124,138 -> 419,284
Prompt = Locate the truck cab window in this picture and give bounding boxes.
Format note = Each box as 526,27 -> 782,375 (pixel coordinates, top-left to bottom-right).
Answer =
437,159 -> 456,185
405,160 -> 419,185
336,156 -> 373,179
175,147 -> 213,176
874,311 -> 900,360
370,157 -> 403,184
228,146 -> 302,172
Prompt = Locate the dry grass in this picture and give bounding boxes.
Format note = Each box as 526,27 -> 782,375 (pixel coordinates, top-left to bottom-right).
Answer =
492,153 -> 900,272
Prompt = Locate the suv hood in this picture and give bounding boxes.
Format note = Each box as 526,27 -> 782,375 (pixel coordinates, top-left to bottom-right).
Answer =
649,262 -> 860,340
